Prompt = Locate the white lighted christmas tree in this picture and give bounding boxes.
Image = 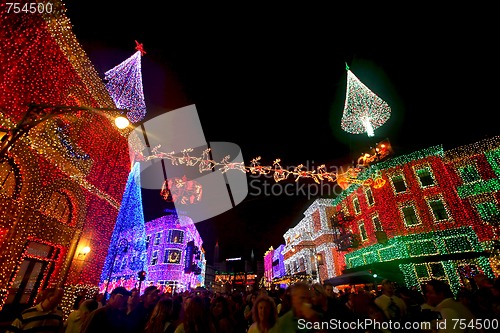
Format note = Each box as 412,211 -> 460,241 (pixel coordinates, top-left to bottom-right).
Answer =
341,64 -> 391,137
105,40 -> 147,123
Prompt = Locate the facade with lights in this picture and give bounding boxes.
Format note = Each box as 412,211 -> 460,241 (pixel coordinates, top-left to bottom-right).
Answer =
330,137 -> 500,293
0,2 -> 131,314
143,214 -> 206,293
272,244 -> 286,280
282,199 -> 337,284
100,213 -> 206,294
264,247 -> 274,288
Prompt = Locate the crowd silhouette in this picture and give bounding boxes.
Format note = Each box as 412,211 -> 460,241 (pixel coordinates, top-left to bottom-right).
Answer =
4,275 -> 500,333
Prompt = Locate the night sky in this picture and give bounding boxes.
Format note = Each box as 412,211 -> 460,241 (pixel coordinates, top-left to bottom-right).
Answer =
63,3 -> 498,263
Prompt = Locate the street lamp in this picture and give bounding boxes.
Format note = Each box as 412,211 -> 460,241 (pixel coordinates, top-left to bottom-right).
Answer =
0,103 -> 130,158
104,238 -> 129,297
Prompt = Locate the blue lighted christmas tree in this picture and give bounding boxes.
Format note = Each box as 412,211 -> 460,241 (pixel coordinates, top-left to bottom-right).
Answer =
100,162 -> 147,291
105,40 -> 147,123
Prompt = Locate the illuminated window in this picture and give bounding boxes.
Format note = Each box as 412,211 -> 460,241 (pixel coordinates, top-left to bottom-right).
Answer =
372,215 -> 383,231
429,263 -> 445,278
428,198 -> 450,222
365,187 -> 375,206
353,197 -> 361,215
151,250 -> 158,265
458,165 -> 481,184
401,204 -> 420,226
415,264 -> 429,279
299,257 -> 305,272
416,167 -> 435,187
41,190 -> 72,224
145,235 -> 151,249
153,232 -> 162,246
164,249 -> 182,264
391,174 -> 407,193
167,230 -> 184,243
359,222 -> 368,241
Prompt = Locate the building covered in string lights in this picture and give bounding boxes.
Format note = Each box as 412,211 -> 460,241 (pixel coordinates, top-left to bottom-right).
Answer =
0,0 -> 131,314
263,247 -> 274,289
281,199 -> 337,284
329,137 -> 500,293
99,214 -> 207,294
272,244 -> 286,280
142,214 -> 206,293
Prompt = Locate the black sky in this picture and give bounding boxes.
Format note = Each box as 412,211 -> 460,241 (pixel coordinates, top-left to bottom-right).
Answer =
63,3 -> 498,263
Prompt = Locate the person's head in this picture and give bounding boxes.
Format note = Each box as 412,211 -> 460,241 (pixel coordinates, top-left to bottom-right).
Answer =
78,298 -> 98,322
258,288 -> 268,297
80,298 -> 98,312
40,288 -> 64,311
381,279 -> 395,295
108,287 -> 131,310
182,295 -> 192,313
252,295 -> 277,329
367,301 -> 388,322
36,289 -> 50,305
212,295 -> 230,319
311,283 -> 327,305
323,282 -> 335,298
142,286 -> 160,309
423,279 -> 453,307
184,296 -> 211,331
290,282 -> 312,317
128,288 -> 140,309
144,298 -> 174,332
250,293 -> 257,305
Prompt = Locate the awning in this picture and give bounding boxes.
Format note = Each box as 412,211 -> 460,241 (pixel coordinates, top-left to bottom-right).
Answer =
325,270 -> 386,286
326,251 -> 490,287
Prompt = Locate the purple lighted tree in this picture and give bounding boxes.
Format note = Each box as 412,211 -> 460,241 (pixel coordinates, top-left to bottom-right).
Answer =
341,64 -> 391,137
105,40 -> 147,123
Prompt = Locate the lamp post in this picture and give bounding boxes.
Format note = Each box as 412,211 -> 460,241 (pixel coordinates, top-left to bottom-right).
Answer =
0,103 -> 130,158
104,238 -> 129,298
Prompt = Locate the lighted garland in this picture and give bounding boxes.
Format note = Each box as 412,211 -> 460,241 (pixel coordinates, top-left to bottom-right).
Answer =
139,147 -> 386,198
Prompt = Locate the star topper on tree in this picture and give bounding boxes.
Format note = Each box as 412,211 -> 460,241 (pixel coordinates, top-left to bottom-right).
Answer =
341,63 -> 391,137
135,40 -> 146,56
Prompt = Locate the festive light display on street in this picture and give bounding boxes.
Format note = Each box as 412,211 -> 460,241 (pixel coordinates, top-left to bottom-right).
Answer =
104,41 -> 147,123
341,64 -> 391,137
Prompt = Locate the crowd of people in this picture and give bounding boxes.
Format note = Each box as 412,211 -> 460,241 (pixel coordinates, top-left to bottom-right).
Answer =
4,275 -> 500,333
